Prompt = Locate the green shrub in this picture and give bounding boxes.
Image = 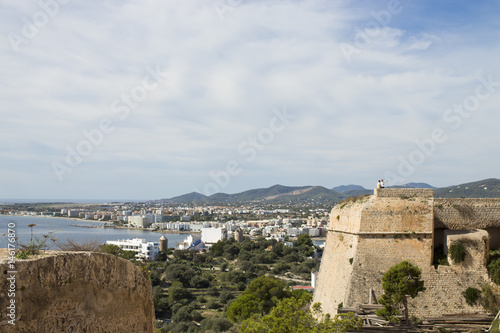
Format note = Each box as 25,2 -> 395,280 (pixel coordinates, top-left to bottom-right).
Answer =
490,319 -> 500,333
489,260 -> 500,284
482,284 -> 500,314
449,241 -> 466,264
488,250 -> 500,284
464,287 -> 480,306
14,224 -> 57,258
219,290 -> 234,304
15,251 -> 29,259
208,286 -> 220,297
207,300 -> 221,309
200,318 -> 233,332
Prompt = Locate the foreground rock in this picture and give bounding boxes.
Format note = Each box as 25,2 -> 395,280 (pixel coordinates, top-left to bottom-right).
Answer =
0,251 -> 155,332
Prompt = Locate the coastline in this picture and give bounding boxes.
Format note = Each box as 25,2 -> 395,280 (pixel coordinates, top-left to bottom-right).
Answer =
1,214 -> 327,242
5,214 -> 202,234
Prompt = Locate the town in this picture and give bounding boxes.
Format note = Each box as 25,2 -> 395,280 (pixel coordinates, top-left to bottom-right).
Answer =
1,201 -> 330,258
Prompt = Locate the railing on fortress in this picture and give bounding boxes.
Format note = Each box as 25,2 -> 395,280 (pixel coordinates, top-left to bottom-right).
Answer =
353,188 -> 500,230
374,188 -> 434,198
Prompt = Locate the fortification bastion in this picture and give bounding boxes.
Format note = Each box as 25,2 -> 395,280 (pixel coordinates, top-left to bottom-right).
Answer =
313,188 -> 500,319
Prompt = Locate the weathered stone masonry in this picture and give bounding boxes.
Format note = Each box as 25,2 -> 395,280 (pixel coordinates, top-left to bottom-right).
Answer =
0,252 -> 155,333
313,188 -> 500,318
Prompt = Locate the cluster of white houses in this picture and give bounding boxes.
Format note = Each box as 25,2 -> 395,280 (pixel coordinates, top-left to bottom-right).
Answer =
106,227 -> 232,261
58,207 -> 326,233
105,221 -> 325,262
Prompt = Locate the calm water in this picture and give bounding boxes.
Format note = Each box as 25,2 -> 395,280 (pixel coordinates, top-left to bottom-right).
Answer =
0,215 -> 186,249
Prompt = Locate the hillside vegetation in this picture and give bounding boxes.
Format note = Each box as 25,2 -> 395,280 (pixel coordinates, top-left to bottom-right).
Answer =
434,179 -> 500,198
152,178 -> 500,204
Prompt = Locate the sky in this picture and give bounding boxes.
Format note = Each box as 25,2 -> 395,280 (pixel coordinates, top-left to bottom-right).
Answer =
1,0 -> 499,201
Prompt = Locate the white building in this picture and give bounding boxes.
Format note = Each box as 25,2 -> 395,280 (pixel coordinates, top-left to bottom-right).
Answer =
249,228 -> 262,236
309,228 -> 321,237
189,223 -> 210,232
128,216 -> 151,228
158,222 -> 191,231
266,233 -> 285,242
106,238 -> 159,261
311,271 -> 319,288
263,225 -> 279,236
201,227 -> 227,247
148,213 -> 163,224
68,210 -> 80,218
177,235 -> 203,250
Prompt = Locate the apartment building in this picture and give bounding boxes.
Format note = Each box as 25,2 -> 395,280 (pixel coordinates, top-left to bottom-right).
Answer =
106,238 -> 159,260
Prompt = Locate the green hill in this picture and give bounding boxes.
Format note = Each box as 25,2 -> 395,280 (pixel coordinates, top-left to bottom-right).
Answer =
434,178 -> 500,198
389,182 -> 435,189
156,178 -> 500,204
332,185 -> 366,193
167,192 -> 209,204
264,186 -> 342,204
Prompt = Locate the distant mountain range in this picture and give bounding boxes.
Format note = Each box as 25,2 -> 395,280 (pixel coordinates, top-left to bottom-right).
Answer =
434,178 -> 500,198
153,178 -> 500,204
154,185 -> 345,205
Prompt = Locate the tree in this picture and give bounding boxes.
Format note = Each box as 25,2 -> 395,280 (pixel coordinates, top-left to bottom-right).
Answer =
171,304 -> 202,323
120,250 -> 137,260
152,285 -> 169,313
200,317 -> 233,332
226,276 -> 294,323
162,263 -> 196,286
210,240 -> 225,256
190,275 -> 210,288
239,298 -> 362,333
99,244 -> 121,256
223,244 -> 240,260
168,281 -> 191,304
243,275 -> 291,313
294,234 -> 313,247
226,294 -> 263,323
376,261 -> 425,324
219,290 -> 234,304
99,244 -> 137,260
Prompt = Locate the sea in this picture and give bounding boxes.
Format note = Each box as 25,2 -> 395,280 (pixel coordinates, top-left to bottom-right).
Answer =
0,215 -> 326,249
0,215 -> 186,249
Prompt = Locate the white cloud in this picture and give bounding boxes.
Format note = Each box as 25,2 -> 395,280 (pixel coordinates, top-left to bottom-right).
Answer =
0,0 -> 499,199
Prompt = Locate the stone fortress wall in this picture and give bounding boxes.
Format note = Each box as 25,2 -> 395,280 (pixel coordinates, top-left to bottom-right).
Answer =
0,252 -> 155,333
313,188 -> 500,318
434,198 -> 500,229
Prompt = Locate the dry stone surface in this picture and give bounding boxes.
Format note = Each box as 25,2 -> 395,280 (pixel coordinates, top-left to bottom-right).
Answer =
0,251 -> 155,333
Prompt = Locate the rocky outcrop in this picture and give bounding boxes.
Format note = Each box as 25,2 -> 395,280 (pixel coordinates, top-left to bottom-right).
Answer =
0,251 -> 155,332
